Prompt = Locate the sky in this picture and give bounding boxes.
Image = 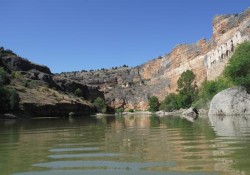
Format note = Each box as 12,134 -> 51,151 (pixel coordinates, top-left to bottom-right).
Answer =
0,0 -> 249,73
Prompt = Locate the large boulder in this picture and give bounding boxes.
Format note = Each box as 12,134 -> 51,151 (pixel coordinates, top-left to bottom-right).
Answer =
208,87 -> 250,116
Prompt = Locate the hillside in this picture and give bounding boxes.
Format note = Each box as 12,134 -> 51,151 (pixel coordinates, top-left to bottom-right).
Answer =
58,7 -> 250,111
0,48 -> 103,117
1,7 -> 250,115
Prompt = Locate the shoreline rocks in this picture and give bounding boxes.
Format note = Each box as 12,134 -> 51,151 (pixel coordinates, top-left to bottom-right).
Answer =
208,87 -> 250,116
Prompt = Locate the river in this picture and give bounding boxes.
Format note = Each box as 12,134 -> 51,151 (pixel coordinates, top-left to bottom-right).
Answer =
0,115 -> 250,175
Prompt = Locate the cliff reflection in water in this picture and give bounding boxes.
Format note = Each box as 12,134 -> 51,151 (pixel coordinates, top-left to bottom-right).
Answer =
0,115 -> 250,175
209,115 -> 250,174
209,115 -> 250,137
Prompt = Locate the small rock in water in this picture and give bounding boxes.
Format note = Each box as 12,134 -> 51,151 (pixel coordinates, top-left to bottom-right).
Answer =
182,107 -> 199,121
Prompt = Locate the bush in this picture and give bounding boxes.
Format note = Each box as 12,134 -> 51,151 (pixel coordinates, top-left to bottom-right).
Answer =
9,89 -> 20,111
128,109 -> 134,112
0,88 -> 20,112
148,96 -> 160,112
12,71 -> 21,79
0,68 -> 20,113
199,77 -> 233,101
74,88 -> 83,97
159,93 -> 180,112
224,41 -> 250,92
0,87 -> 11,113
93,97 -> 106,113
0,67 -> 9,86
115,108 -> 124,114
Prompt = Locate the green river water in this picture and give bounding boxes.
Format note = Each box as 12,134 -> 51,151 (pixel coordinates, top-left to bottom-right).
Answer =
0,115 -> 250,175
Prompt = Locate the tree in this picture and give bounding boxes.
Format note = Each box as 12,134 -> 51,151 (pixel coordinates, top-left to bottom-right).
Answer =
177,70 -> 198,108
0,87 -> 10,113
9,89 -> 20,111
93,97 -> 106,113
148,96 -> 160,112
0,67 -> 8,86
224,41 -> 250,92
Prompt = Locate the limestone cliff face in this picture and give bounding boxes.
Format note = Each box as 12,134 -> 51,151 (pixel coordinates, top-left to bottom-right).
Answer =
59,7 -> 250,111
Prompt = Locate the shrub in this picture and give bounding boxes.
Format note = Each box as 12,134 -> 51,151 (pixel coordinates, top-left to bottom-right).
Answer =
148,96 -> 160,112
0,67 -> 9,86
12,71 -> 21,79
199,77 -> 233,101
115,108 -> 124,114
74,88 -> 83,97
224,41 -> 250,92
128,109 -> 134,112
0,88 -> 20,112
159,93 -> 180,112
9,89 -> 20,111
93,97 -> 106,113
0,87 -> 10,112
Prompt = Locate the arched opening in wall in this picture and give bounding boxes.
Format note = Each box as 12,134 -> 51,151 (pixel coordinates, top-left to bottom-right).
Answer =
221,54 -> 224,59
231,44 -> 234,52
226,50 -> 229,56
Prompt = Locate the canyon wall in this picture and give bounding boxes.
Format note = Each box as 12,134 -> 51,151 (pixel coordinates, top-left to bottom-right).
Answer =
58,7 -> 250,111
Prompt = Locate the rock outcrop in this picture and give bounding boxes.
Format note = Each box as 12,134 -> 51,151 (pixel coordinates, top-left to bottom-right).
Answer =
0,48 -> 104,117
0,48 -> 51,74
208,87 -> 250,116
58,8 -> 250,111
1,8 -> 250,113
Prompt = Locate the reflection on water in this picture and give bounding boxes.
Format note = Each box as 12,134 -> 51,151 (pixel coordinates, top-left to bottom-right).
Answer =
0,115 -> 250,175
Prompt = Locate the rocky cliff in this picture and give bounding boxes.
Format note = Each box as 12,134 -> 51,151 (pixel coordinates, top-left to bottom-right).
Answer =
0,48 -> 104,117
58,7 -> 250,111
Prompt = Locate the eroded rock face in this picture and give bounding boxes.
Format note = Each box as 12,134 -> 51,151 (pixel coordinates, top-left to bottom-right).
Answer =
53,76 -> 104,101
0,48 -> 104,116
58,8 -> 250,111
0,49 -> 51,74
208,87 -> 250,116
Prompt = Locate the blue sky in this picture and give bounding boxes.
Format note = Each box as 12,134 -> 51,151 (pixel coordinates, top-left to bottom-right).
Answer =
0,0 -> 249,73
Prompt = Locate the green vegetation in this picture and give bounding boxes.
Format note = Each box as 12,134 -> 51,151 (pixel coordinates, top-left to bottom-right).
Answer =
177,70 -> 198,108
115,108 -> 124,114
93,97 -> 107,113
0,67 -> 9,85
9,89 -> 21,111
0,67 -> 20,113
159,93 -> 180,111
12,71 -> 21,79
224,41 -> 250,92
160,70 -> 198,111
194,77 -> 233,108
74,88 -> 83,97
148,96 -> 160,112
160,41 -> 250,111
128,109 -> 134,112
